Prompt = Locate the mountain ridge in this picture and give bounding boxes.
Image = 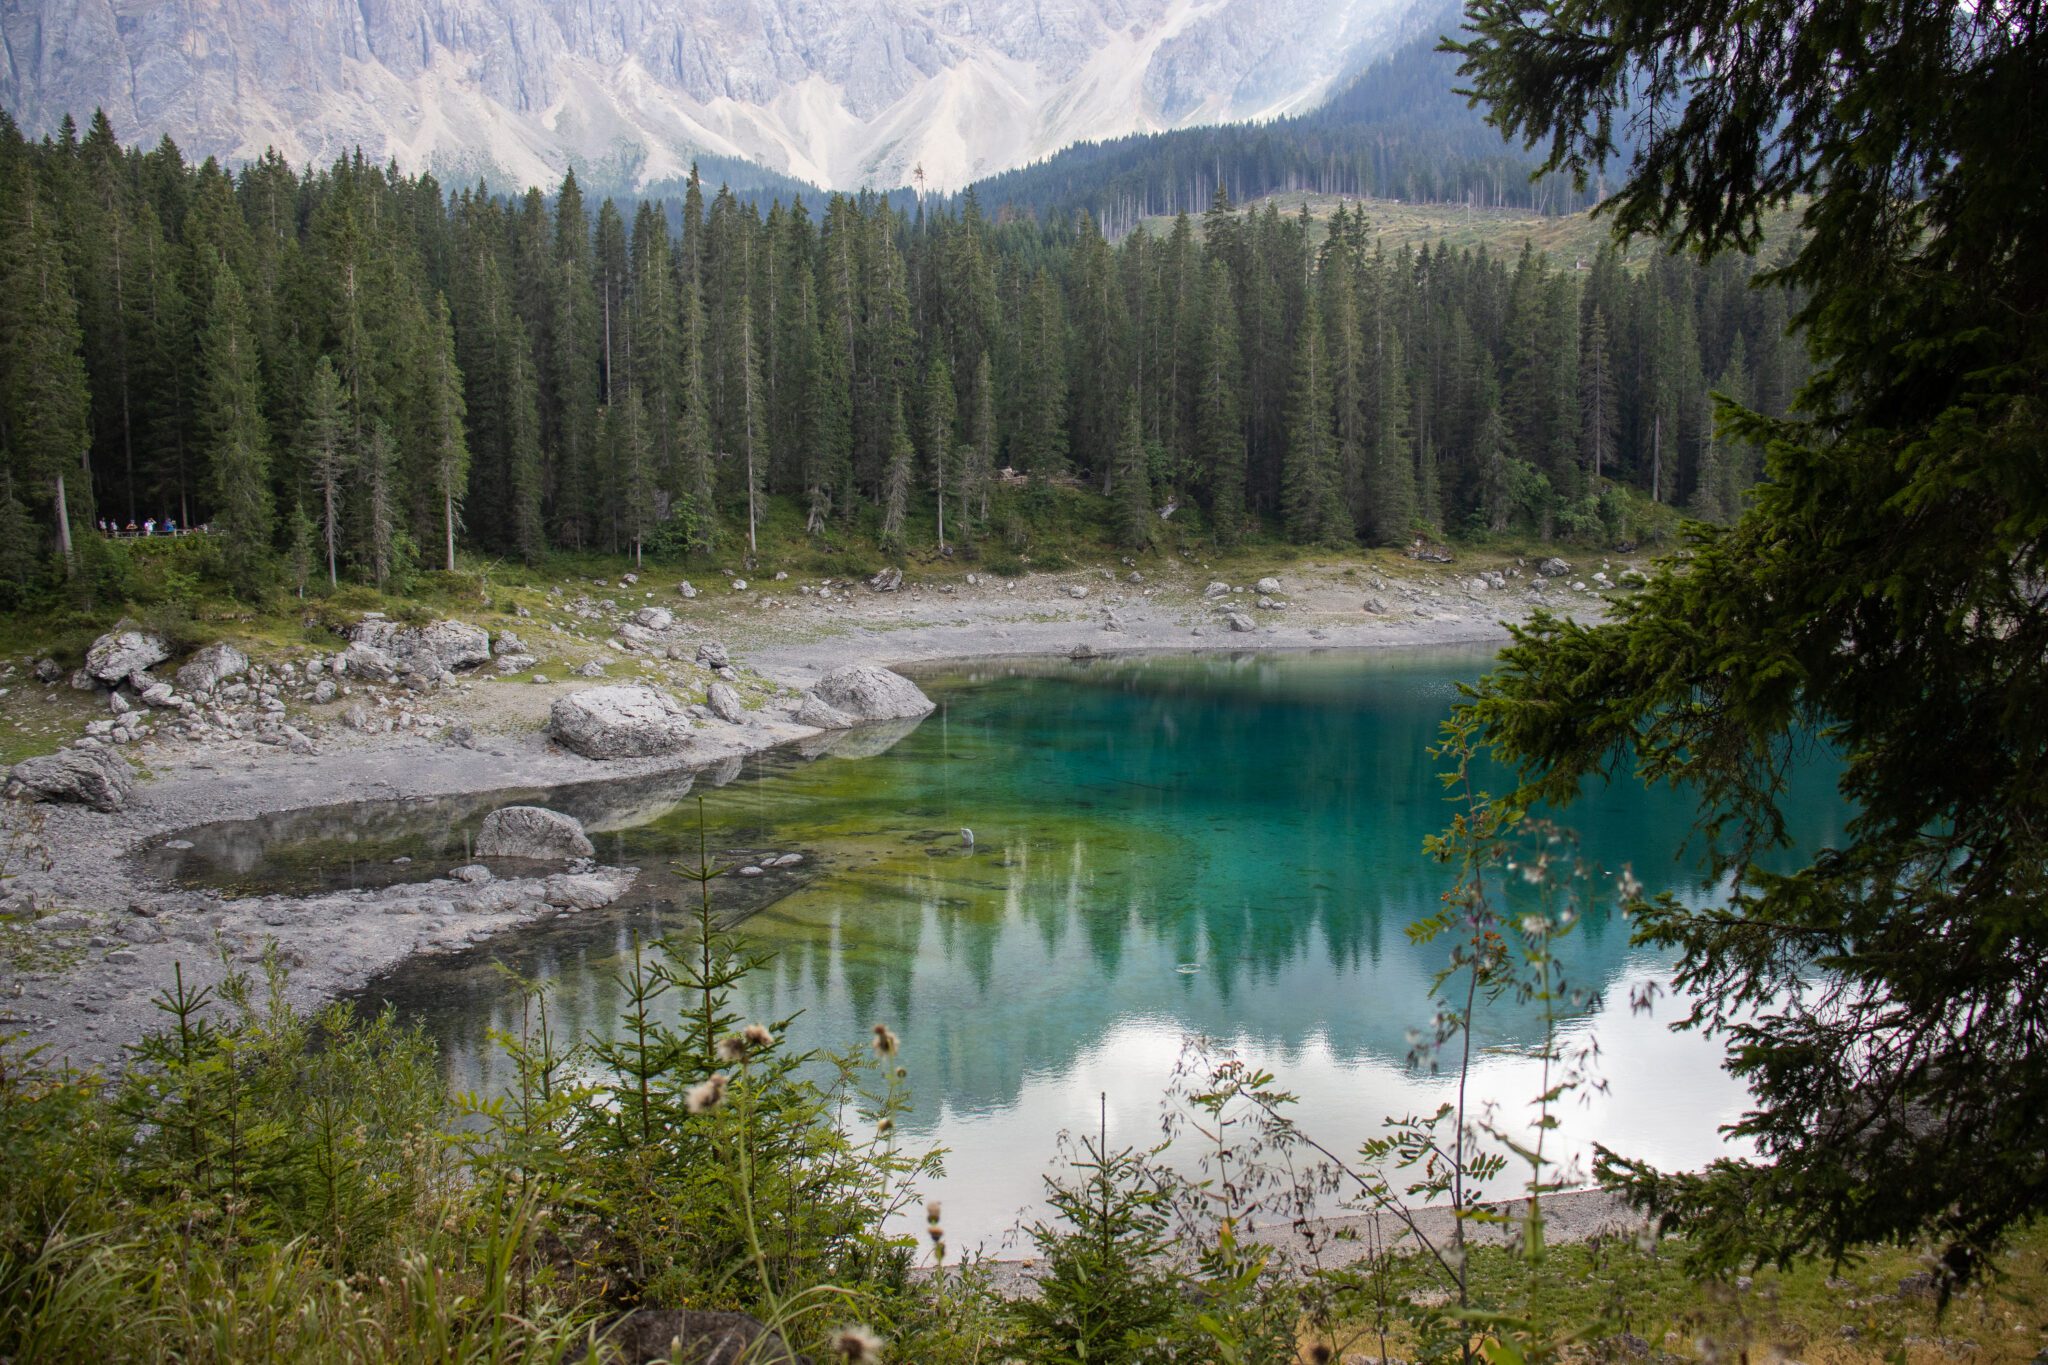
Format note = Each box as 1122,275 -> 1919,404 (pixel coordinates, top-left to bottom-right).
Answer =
0,0 -> 1433,193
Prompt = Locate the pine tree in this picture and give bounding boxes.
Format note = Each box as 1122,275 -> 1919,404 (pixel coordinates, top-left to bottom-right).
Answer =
1282,287 -> 1346,546
1194,259 -> 1246,544
300,356 -> 348,587
1114,387 -> 1153,550
922,352 -> 956,547
1362,331 -> 1418,545
608,386 -> 657,566
0,161 -> 91,567
420,295 -> 470,571
1580,306 -> 1619,484
962,351 -> 997,535
879,392 -> 914,552
358,418 -> 398,590
197,264 -> 274,585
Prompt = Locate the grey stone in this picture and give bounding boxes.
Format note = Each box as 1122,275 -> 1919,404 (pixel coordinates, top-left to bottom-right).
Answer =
812,664 -> 936,722
350,618 -> 492,674
450,865 -> 492,883
69,669 -> 98,690
1224,611 -> 1257,633
1203,580 -> 1229,599
5,747 -> 134,811
85,629 -> 169,683
676,580 -> 698,599
549,685 -> 693,759
175,641 -> 249,694
1255,576 -> 1282,594
140,683 -> 177,708
868,566 -> 903,592
706,682 -> 747,724
32,658 -> 62,683
544,870 -> 634,910
474,806 -> 595,860
593,1307 -> 806,1365
575,660 -> 607,678
1067,584 -> 1089,599
1537,557 -> 1573,578
342,641 -> 401,682
794,692 -> 857,730
314,679 -> 338,704
696,642 -> 730,669
631,606 -> 673,630
493,629 -> 529,656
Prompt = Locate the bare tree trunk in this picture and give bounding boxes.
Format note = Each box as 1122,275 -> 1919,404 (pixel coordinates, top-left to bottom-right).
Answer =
444,487 -> 456,572
1651,412 -> 1662,503
52,471 -> 75,570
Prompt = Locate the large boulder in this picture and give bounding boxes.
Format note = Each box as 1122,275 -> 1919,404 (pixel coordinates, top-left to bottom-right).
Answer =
473,806 -> 594,861
811,664 -> 936,723
85,629 -> 169,683
5,747 -> 134,812
350,618 -> 491,675
592,1308 -> 806,1365
342,641 -> 400,682
550,686 -> 693,759
175,641 -> 249,694
705,682 -> 747,724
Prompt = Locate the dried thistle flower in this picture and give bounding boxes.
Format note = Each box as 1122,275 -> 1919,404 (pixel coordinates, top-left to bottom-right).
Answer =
871,1023 -> 899,1057
742,1022 -> 775,1050
925,1200 -> 942,1225
830,1324 -> 884,1361
685,1073 -> 728,1114
715,1034 -> 748,1064
877,1116 -> 894,1135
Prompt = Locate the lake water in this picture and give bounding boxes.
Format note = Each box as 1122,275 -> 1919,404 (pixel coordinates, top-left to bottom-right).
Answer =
151,648 -> 1849,1251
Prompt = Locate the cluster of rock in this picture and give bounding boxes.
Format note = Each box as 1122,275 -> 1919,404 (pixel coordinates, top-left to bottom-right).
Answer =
7,616 -> 533,811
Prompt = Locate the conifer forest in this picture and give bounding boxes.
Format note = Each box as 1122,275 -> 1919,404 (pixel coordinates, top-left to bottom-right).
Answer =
0,110 -> 1804,599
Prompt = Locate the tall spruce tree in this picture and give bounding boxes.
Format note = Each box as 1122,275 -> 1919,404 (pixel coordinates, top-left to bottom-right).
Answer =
1456,0 -> 2048,1286
0,161 -> 91,567
197,265 -> 274,584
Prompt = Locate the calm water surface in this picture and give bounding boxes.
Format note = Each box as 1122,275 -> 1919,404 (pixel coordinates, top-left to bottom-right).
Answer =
156,648 -> 1849,1249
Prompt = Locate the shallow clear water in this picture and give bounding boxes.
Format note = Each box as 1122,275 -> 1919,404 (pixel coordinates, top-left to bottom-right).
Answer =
152,648 -> 1848,1250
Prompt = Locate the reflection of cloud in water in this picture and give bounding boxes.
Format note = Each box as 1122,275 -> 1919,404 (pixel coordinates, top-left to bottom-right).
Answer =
910,964 -> 1753,1255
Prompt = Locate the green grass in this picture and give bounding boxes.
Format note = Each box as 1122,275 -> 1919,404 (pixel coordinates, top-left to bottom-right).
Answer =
1317,1219 -> 2048,1365
1142,191 -> 1810,267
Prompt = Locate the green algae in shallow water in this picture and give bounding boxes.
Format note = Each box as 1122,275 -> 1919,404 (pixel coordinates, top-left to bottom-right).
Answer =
237,649 -> 1845,1249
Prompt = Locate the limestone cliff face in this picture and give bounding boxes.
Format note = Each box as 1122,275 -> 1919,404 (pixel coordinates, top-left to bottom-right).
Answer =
0,0 -> 1415,191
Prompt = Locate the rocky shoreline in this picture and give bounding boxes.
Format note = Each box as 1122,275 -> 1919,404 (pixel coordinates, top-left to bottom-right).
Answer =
0,554 -> 1623,1075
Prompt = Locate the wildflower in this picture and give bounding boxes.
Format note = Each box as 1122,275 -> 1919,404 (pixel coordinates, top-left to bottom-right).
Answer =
715,1034 -> 748,1064
871,1023 -> 899,1057
925,1200 -> 942,1225
830,1324 -> 884,1360
685,1072 -> 728,1114
742,1022 -> 775,1050
877,1116 -> 894,1135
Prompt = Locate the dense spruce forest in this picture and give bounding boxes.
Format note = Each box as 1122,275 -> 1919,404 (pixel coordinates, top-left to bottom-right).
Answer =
0,110 -> 1806,603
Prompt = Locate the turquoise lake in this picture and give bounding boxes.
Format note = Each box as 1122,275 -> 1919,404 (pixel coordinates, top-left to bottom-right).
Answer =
172,647 -> 1850,1250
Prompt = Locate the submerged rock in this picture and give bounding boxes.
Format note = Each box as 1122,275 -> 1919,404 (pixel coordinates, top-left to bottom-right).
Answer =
6,747 -> 134,811
811,664 -> 936,723
550,685 -> 693,759
474,806 -> 594,861
85,629 -> 169,683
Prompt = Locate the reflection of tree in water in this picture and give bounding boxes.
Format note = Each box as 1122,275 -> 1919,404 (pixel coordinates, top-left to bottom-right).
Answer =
332,651 -> 1845,1129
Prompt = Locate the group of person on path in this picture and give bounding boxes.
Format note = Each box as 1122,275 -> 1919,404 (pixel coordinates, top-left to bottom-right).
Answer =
96,517 -> 204,538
